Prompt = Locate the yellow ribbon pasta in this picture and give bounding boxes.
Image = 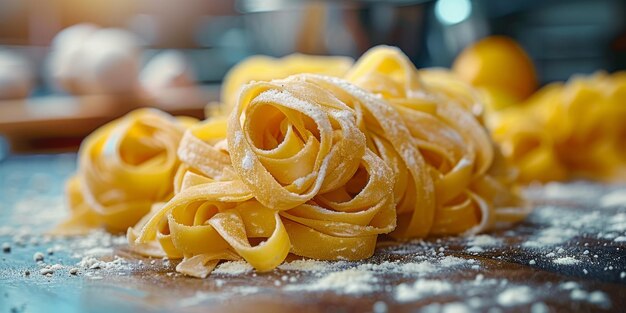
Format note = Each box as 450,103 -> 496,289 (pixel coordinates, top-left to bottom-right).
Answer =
54,108 -> 195,234
491,72 -> 626,183
344,46 -> 525,237
59,45 -> 527,278
130,76 -> 397,277
128,47 -> 526,277
220,53 -> 353,114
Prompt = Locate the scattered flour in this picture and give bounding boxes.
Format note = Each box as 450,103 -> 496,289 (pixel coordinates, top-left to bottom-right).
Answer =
231,286 -> 261,295
438,256 -> 467,267
286,268 -> 377,294
77,255 -> 128,271
613,236 -> 626,242
83,247 -> 114,257
570,289 -> 588,300
541,183 -> 599,200
33,252 -> 44,262
278,259 -> 336,272
241,151 -> 254,171
523,226 -> 578,248
588,291 -> 611,308
570,289 -> 611,307
49,264 -> 63,271
395,279 -> 453,302
70,230 -> 127,252
1,164 -> 622,311
421,302 -> 473,313
497,286 -> 534,306
553,257 -> 580,265
609,213 -> 626,232
440,302 -> 472,313
233,131 -> 243,146
530,302 -> 550,313
292,176 -> 307,189
559,281 -> 580,290
363,255 -> 471,275
2,242 -> 10,252
213,261 -> 253,275
277,255 -> 476,298
178,292 -> 217,307
40,268 -> 54,276
372,301 -> 387,313
357,260 -> 436,275
467,235 -> 500,247
278,255 -> 471,282
466,246 -> 484,253
38,263 -> 64,276
600,191 -> 626,208
399,261 -> 437,274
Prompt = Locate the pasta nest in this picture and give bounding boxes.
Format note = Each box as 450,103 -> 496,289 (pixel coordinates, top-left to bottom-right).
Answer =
59,46 -> 527,278
491,71 -> 626,182
127,47 -> 526,278
56,108 -> 194,234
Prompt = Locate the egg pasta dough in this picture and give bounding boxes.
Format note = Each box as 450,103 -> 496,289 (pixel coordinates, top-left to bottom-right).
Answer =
127,46 -> 526,277
60,46 -> 527,278
491,72 -> 626,183
54,109 -> 195,234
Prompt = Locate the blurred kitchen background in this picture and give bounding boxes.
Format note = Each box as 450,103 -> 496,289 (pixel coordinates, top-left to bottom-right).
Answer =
0,0 -> 625,155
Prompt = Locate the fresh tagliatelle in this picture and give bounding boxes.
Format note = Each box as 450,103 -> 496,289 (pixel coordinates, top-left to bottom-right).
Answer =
490,72 -> 626,183
219,53 -> 354,114
343,46 -> 524,237
54,108 -> 195,234
123,46 -> 527,278
58,45 -> 528,278
128,76 -> 397,277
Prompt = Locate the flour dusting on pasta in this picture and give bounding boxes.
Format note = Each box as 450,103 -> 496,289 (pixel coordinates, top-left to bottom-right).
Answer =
57,46 -> 528,278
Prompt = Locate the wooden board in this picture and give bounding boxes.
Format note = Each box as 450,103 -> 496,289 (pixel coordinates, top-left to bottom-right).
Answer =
0,154 -> 625,313
0,86 -> 219,153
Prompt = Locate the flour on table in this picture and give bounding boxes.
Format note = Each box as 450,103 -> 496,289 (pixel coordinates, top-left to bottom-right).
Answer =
420,302 -> 473,313
213,261 -> 253,275
497,286 -> 534,306
600,190 -> 626,208
553,257 -> 580,265
77,255 -> 128,271
278,259 -> 340,272
467,234 -> 500,247
285,268 -> 377,294
395,279 -> 453,302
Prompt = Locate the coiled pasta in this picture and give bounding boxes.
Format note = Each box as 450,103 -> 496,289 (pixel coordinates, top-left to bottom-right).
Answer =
491,72 -> 626,183
127,47 -> 526,277
55,108 -> 194,234
60,46 -> 527,278
344,46 -> 524,237
129,76 -> 397,277
220,54 -> 354,114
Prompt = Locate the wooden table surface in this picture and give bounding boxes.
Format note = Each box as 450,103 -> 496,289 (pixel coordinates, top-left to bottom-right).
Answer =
0,154 -> 625,313
0,86 -> 217,153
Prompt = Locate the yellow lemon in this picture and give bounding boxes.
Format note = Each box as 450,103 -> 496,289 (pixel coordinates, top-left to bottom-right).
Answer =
453,36 -> 537,101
